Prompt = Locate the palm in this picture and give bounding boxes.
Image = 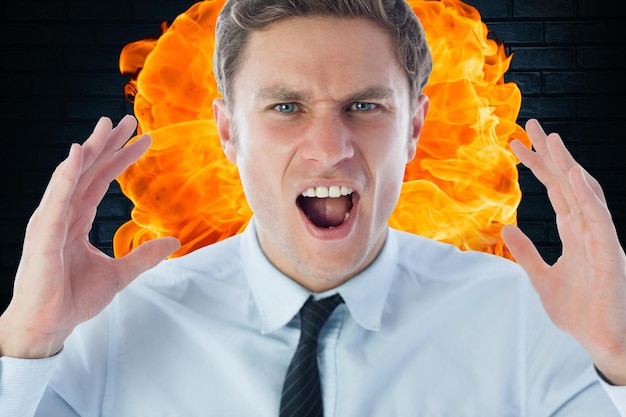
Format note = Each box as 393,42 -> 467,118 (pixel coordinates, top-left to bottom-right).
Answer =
2,116 -> 179,357
502,119 -> 626,383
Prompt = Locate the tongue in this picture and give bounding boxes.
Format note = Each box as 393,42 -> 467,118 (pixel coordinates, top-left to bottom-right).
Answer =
299,196 -> 351,228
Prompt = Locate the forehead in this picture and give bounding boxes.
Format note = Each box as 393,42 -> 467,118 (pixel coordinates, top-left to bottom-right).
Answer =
232,16 -> 409,104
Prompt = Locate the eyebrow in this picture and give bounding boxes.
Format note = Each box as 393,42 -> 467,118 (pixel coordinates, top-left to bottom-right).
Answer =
253,85 -> 396,104
254,86 -> 309,103
345,86 -> 396,103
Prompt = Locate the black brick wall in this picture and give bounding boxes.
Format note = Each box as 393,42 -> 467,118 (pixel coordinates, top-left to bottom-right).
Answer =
1,0 -> 625,310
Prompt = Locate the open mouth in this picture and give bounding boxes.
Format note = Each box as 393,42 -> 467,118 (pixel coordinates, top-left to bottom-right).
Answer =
297,185 -> 355,229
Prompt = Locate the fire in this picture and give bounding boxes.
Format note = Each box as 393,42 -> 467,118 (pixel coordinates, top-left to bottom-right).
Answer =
114,0 -> 530,260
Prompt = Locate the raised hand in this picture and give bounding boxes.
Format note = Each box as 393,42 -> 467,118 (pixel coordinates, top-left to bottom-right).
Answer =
502,119 -> 626,385
0,116 -> 180,359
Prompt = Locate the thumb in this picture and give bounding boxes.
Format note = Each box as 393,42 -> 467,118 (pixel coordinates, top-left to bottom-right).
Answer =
115,237 -> 181,290
501,224 -> 548,280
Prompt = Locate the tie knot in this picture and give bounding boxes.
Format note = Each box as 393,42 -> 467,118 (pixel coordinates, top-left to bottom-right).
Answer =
299,294 -> 343,343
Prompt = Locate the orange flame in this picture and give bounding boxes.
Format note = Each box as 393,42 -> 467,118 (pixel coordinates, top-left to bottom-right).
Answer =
114,0 -> 530,260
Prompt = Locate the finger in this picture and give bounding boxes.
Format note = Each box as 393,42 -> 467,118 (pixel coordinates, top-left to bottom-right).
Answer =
79,116 -> 113,169
27,144 -> 85,248
518,120 -> 583,217
102,133 -> 152,181
583,169 -> 607,206
544,132 -> 585,215
501,224 -> 550,280
524,119 -> 548,154
512,121 -> 555,186
80,115 -> 138,171
546,132 -> 578,173
78,134 -> 152,209
104,114 -> 140,154
114,237 -> 181,290
511,139 -> 570,215
570,166 -> 618,245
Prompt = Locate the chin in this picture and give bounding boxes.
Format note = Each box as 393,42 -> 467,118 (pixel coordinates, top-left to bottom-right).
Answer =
291,248 -> 369,284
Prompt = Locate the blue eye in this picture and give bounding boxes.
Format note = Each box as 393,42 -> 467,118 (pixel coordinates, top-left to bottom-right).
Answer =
351,102 -> 376,112
275,103 -> 298,113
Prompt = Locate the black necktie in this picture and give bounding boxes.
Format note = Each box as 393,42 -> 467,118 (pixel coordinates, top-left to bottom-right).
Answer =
279,294 -> 344,417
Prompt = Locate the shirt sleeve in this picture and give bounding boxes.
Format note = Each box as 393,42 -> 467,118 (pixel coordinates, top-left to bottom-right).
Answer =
0,354 -> 59,417
524,281 -> 624,416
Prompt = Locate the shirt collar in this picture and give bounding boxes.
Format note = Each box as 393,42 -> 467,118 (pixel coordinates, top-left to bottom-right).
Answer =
242,218 -> 398,334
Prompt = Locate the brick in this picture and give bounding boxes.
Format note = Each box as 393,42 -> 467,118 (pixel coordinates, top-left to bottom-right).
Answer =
0,247 -> 20,269
516,222 -> 547,242
0,274 -> 16,302
68,0 -> 130,21
616,221 -> 626,248
65,47 -> 125,71
547,222 -> 560,243
608,195 -> 626,212
591,171 -> 626,199
543,71 -> 625,94
1,223 -> 28,246
1,47 -> 64,71
578,0 -> 626,18
578,96 -> 626,118
1,120 -> 98,147
4,0 -> 66,21
0,23 -> 95,46
27,146 -> 69,170
545,21 -> 622,44
541,120 -> 626,144
0,72 -> 31,96
32,73 -> 125,97
509,47 -> 575,70
576,145 -> 626,169
0,98 -> 63,120
96,196 -> 132,218
505,72 -> 541,95
518,170 -> 546,194
95,219 -> 128,244
101,245 -> 115,258
514,0 -> 575,18
20,171 -> 55,196
462,0 -> 512,19
533,245 -> 561,265
0,167 -> 20,195
577,46 -> 626,69
95,23 -> 164,47
487,22 -> 543,45
28,72 -> 66,96
108,181 -> 125,196
517,195 -> 555,219
0,203 -> 33,228
129,1 -> 200,22
519,96 -> 577,119
608,200 -> 626,222
63,98 -> 125,120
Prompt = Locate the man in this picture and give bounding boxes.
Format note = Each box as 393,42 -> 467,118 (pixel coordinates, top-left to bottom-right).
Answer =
1,0 -> 625,415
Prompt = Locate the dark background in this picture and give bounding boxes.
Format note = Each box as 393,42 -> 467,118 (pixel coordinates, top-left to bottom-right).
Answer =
0,0 -> 625,311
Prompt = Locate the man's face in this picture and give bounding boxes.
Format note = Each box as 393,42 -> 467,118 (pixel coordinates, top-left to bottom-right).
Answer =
214,16 -> 428,291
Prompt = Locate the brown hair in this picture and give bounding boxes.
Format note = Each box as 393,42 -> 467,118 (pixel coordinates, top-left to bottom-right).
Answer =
213,0 -> 433,109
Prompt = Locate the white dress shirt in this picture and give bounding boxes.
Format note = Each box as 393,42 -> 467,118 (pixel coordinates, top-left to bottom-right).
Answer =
1,219 -> 625,416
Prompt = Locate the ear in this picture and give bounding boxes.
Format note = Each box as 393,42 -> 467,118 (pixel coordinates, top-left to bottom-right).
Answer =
407,94 -> 429,162
213,98 -> 237,164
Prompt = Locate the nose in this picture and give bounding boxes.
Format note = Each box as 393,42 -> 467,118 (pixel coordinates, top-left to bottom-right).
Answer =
300,114 -> 355,167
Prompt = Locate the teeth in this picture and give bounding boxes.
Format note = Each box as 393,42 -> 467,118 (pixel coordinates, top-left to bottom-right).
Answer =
328,186 -> 341,198
316,186 -> 329,198
301,185 -> 354,198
